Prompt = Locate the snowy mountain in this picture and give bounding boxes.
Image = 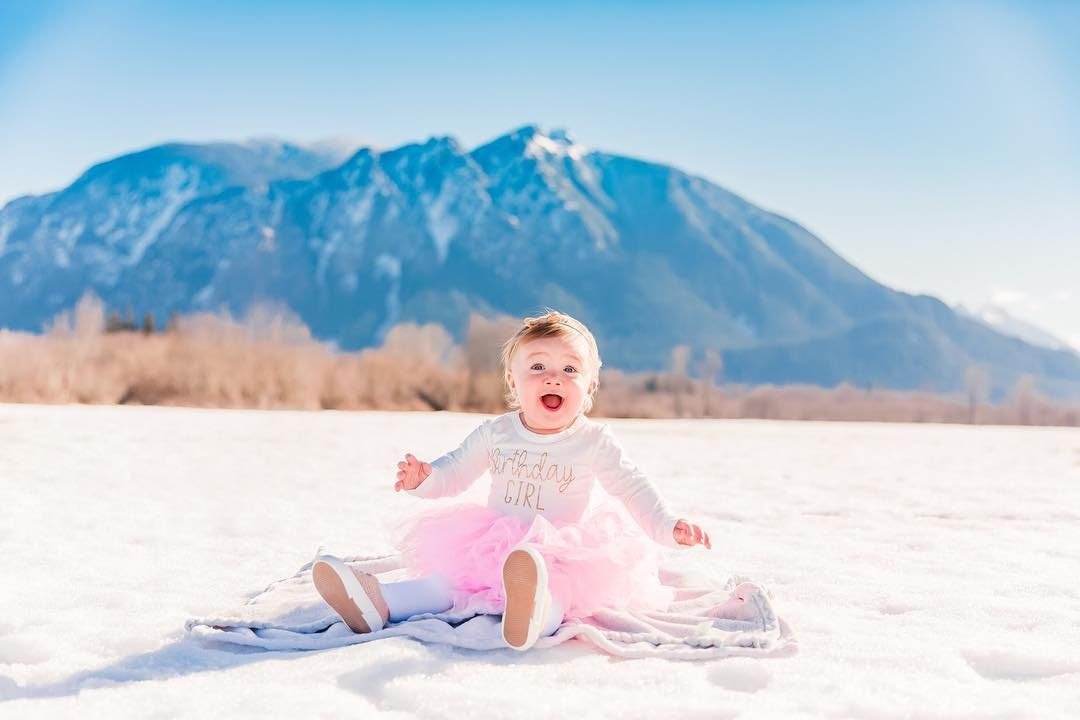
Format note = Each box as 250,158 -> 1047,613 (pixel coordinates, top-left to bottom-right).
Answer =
954,303 -> 1078,355
2,125 -> 1080,401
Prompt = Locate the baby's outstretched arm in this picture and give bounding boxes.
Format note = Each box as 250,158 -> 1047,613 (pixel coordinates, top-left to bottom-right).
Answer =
394,420 -> 492,499
394,453 -> 431,492
673,519 -> 712,549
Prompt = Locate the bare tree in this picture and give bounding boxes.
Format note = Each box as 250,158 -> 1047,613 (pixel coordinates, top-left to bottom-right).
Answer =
670,344 -> 691,417
47,291 -> 106,338
1010,373 -> 1037,425
965,364 -> 990,424
74,292 -> 106,339
106,310 -> 135,333
243,301 -> 313,345
381,322 -> 458,366
698,347 -> 723,417
464,312 -> 519,409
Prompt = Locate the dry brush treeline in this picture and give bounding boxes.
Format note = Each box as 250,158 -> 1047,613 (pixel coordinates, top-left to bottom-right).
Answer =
0,293 -> 1076,427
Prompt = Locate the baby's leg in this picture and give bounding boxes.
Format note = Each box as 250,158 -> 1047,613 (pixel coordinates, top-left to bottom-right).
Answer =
539,596 -> 564,638
502,546 -> 565,649
380,572 -> 454,622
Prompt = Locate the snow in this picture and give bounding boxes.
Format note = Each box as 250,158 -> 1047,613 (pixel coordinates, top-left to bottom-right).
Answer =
0,212 -> 14,256
257,226 -> 276,253
54,218 -> 85,250
421,184 -> 460,264
493,129 -> 617,250
955,302 -> 1078,354
193,285 -> 214,306
374,254 -> 401,280
92,203 -> 122,243
372,254 -> 402,340
315,186 -> 375,286
526,129 -> 587,162
126,165 -> 200,267
1,403 -> 1078,718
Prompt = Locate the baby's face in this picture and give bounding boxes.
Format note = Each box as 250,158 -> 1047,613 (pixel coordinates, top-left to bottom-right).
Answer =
507,334 -> 595,434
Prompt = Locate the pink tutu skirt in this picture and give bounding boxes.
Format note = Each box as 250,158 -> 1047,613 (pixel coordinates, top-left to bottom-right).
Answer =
392,501 -> 674,619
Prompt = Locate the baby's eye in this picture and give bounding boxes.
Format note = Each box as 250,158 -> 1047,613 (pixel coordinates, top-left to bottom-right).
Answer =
564,366 -> 577,374
531,363 -> 544,371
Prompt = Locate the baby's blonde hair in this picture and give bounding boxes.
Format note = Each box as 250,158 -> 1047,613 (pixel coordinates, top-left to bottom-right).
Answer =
500,309 -> 603,413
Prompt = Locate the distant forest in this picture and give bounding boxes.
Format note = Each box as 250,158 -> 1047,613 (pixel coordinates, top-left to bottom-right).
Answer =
1,293 -> 1076,427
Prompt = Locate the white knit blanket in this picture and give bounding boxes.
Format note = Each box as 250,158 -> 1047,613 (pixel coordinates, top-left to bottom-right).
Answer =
186,553 -> 797,661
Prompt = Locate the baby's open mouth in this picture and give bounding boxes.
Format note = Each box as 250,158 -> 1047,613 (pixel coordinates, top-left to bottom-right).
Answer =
541,394 -> 563,410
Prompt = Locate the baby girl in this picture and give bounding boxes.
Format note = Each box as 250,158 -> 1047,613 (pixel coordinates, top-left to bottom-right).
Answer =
313,310 -> 711,650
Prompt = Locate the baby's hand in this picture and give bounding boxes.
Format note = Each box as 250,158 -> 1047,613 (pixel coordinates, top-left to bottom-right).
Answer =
673,519 -> 711,549
394,453 -> 432,492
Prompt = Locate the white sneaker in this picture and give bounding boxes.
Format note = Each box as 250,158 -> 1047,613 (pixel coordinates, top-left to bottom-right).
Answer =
312,555 -> 390,634
501,546 -> 551,651
707,581 -> 772,629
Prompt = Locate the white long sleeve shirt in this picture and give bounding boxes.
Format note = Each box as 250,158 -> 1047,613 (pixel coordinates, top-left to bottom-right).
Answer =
408,412 -> 683,548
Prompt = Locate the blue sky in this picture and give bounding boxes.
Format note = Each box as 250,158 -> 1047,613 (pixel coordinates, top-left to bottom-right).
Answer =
1,0 -> 1078,348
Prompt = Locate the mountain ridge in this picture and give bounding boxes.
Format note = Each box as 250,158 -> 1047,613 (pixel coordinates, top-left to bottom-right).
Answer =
2,125 -> 1078,401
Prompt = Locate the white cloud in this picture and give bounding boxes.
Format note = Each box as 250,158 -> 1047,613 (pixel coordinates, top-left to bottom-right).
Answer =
989,286 -> 1041,313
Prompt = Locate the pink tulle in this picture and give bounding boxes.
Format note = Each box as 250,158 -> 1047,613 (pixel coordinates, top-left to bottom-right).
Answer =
392,502 -> 674,619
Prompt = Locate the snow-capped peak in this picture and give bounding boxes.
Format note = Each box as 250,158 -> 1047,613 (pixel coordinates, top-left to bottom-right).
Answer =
473,124 -> 587,162
522,126 -> 585,160
955,302 -> 1078,354
527,127 -> 571,150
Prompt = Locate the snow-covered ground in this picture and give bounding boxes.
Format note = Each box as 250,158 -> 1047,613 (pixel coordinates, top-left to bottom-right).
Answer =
1,403 -> 1078,718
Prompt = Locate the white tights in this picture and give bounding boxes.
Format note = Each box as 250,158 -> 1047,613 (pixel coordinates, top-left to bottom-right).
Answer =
380,572 -> 564,637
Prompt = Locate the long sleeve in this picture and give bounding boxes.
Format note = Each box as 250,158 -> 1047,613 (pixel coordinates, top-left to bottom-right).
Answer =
407,419 -> 492,499
591,424 -> 683,548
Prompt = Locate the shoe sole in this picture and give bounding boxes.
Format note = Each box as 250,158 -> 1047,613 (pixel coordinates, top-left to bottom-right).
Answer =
312,560 -> 383,634
502,548 -> 544,650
